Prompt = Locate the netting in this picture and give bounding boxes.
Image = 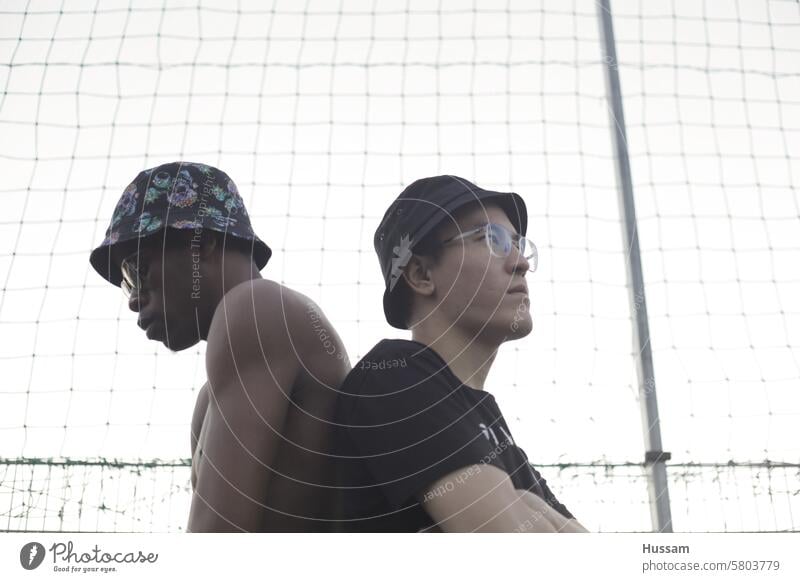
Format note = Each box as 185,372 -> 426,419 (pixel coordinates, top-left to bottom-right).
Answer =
611,0 -> 800,531
0,0 -> 798,533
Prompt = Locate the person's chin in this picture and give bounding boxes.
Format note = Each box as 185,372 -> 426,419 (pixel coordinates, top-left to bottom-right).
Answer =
161,330 -> 199,352
502,312 -> 533,340
509,319 -> 533,339
475,316 -> 531,344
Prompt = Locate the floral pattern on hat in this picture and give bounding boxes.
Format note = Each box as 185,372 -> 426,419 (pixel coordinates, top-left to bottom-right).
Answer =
203,205 -> 238,229
152,170 -> 172,189
171,219 -> 202,229
111,183 -> 139,227
134,212 -> 163,234
168,180 -> 198,208
144,187 -> 163,205
90,161 -> 271,286
210,184 -> 243,215
142,167 -> 199,208
102,231 -> 120,246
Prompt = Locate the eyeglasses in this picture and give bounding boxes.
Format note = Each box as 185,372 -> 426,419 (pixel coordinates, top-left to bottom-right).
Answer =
439,222 -> 538,272
120,252 -> 149,298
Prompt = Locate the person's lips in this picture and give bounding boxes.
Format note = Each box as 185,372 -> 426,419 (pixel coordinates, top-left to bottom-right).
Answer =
138,315 -> 162,339
145,321 -> 163,340
507,283 -> 528,295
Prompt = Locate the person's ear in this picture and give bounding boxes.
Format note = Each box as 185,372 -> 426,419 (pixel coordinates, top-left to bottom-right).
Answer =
403,255 -> 436,298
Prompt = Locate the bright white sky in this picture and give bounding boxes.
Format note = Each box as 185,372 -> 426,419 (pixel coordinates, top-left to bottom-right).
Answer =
0,0 -> 798,533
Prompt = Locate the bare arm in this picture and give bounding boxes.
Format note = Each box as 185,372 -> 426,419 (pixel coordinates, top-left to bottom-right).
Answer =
190,384 -> 210,457
187,281 -> 301,532
419,464 -> 560,533
189,383 -> 210,491
517,489 -> 589,533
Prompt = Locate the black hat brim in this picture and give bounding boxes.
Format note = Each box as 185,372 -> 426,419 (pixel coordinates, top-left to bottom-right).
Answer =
89,227 -> 272,287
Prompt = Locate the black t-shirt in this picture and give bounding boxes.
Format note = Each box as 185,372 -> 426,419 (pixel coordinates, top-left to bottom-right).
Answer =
333,339 -> 573,532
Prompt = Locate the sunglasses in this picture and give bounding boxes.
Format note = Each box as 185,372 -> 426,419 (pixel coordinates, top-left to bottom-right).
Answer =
120,252 -> 149,298
439,222 -> 538,272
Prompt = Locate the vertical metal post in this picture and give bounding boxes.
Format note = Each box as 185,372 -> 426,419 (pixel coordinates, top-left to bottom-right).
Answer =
596,0 -> 673,532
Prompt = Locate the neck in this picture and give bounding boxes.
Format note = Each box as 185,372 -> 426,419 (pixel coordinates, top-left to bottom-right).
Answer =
198,255 -> 263,341
411,321 -> 498,390
220,255 -> 263,296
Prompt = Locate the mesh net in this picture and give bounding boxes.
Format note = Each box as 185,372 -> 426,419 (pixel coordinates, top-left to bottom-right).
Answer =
0,0 -> 798,532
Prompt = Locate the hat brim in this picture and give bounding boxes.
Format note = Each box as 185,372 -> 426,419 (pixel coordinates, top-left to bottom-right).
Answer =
89,227 -> 272,287
382,189 -> 528,329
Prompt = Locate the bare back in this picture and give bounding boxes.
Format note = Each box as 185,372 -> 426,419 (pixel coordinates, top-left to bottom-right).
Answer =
189,279 -> 349,532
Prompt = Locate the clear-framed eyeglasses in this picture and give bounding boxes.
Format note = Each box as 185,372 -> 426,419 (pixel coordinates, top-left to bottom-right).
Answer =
439,222 -> 538,272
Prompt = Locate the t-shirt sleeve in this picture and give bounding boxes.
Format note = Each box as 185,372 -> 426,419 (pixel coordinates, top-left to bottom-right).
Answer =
527,463 -> 575,520
343,357 -> 499,510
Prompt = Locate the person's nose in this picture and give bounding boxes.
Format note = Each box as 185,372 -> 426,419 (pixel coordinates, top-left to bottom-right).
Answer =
506,243 -> 530,274
128,288 -> 146,313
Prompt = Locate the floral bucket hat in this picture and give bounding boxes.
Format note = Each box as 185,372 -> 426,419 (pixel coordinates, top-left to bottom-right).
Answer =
89,161 -> 271,286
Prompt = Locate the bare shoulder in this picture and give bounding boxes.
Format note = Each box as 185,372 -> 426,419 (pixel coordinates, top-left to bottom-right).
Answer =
206,279 -> 301,355
209,278 -> 296,329
208,279 -> 343,345
205,279 -> 349,389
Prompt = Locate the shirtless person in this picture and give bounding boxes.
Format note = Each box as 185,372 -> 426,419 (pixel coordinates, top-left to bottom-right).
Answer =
335,175 -> 587,532
89,162 -> 349,532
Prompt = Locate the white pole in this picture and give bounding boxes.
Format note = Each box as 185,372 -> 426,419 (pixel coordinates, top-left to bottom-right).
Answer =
597,0 -> 673,532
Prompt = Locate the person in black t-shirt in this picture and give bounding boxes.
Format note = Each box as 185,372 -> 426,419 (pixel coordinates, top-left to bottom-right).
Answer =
334,176 -> 587,533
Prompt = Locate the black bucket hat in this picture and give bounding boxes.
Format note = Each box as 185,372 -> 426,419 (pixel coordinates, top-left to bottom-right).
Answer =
374,175 -> 528,329
89,161 -> 271,286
